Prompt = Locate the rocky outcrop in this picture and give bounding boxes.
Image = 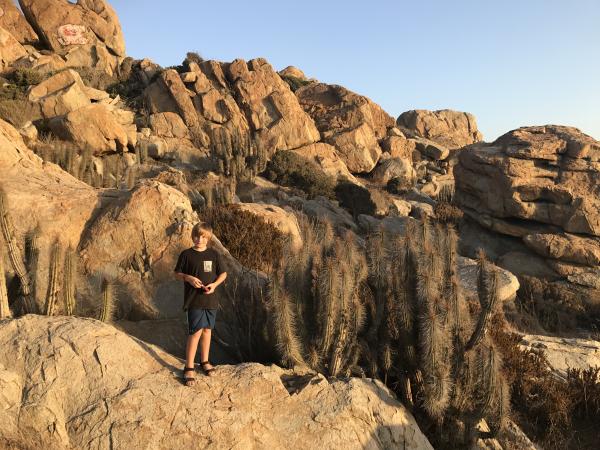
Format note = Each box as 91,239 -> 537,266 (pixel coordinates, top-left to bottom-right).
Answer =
397,109 -> 483,150
0,0 -> 38,44
28,69 -> 91,118
49,103 -> 136,154
455,125 -> 600,293
296,83 -> 395,173
0,118 -> 220,319
0,25 -> 27,71
519,334 -> 600,378
371,157 -> 416,186
18,0 -> 125,74
226,58 -> 320,150
278,65 -> 308,80
290,142 -> 359,184
0,315 -> 433,450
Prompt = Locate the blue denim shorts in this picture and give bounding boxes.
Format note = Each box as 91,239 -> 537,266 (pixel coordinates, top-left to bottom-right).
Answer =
187,308 -> 217,334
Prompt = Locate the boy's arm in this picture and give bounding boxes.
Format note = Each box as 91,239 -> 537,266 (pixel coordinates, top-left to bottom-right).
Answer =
204,272 -> 227,294
175,272 -> 204,288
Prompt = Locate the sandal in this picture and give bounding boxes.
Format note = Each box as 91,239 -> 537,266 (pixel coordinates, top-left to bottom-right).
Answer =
201,361 -> 216,376
182,366 -> 196,386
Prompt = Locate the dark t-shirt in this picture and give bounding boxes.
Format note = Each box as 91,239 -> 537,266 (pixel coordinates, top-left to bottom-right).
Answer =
174,247 -> 224,310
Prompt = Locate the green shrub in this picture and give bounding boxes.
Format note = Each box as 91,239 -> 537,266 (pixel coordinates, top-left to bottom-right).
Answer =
9,68 -> 44,87
335,181 -> 376,217
184,51 -> 204,69
281,75 -> 311,92
202,205 -> 286,273
386,176 -> 412,195
264,150 -> 336,199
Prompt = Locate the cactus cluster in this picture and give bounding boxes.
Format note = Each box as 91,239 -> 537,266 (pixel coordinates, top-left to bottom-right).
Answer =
265,215 -> 509,445
269,217 -> 368,377
210,127 -> 269,182
364,218 -> 509,444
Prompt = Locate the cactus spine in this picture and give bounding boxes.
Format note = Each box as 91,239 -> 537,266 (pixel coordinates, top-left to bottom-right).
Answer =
0,187 -> 31,296
99,278 -> 115,322
63,247 -> 76,316
44,240 -> 61,316
24,227 -> 41,314
0,254 -> 11,318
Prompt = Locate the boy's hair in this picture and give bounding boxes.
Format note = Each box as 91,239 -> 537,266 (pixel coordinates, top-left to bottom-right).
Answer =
191,222 -> 212,240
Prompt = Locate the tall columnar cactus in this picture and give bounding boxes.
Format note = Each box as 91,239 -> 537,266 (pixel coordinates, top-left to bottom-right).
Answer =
99,278 -> 115,322
63,247 -> 76,316
24,227 -> 41,314
0,187 -> 31,296
270,217 -> 368,377
368,217 -> 508,443
44,240 -> 61,316
0,253 -> 11,319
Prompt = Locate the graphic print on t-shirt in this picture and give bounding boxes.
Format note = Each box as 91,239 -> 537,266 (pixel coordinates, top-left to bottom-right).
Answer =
203,260 -> 212,272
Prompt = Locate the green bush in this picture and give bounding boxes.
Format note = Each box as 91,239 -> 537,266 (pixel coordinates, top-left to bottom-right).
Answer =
264,150 -> 336,199
201,205 -> 286,273
386,176 -> 412,195
281,75 -> 311,92
9,68 -> 44,87
335,181 -> 376,217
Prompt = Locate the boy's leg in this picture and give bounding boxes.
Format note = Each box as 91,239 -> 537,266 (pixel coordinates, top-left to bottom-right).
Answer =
185,329 -> 203,369
199,328 -> 213,369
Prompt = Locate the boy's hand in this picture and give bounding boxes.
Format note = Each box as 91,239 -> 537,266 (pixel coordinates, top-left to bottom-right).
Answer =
203,283 -> 216,294
185,275 -> 204,289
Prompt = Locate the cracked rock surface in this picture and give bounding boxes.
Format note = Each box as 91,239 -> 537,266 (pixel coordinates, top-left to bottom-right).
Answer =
0,315 -> 432,450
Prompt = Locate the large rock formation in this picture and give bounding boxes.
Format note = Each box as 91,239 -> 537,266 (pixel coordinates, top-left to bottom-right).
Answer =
0,25 -> 27,71
0,315 -> 434,450
0,117 -> 209,319
145,58 -> 321,165
519,334 -> 600,378
455,125 -> 600,295
397,109 -> 483,150
0,0 -> 38,44
18,0 -> 125,74
227,58 -> 320,151
296,83 -> 395,173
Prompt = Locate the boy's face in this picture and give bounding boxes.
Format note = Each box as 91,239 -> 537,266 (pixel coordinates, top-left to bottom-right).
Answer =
193,231 -> 211,248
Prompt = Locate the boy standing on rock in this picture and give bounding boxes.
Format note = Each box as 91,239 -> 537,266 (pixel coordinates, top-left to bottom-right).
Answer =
175,222 -> 227,386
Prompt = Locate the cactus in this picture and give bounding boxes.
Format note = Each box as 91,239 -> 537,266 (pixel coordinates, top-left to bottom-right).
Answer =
268,275 -> 305,368
268,217 -> 369,377
63,247 -> 76,316
24,227 -> 41,314
465,250 -> 499,351
99,278 -> 115,322
44,240 -> 61,316
0,187 -> 31,297
0,253 -> 11,319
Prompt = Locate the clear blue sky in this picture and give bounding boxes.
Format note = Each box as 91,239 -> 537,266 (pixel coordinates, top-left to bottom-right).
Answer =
110,0 -> 599,141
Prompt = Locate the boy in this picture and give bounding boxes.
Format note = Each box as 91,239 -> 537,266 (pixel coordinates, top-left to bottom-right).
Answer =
174,222 -> 227,386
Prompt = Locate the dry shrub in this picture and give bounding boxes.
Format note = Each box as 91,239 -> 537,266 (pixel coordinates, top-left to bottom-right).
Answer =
264,150 -> 336,199
433,202 -> 463,225
0,99 -> 42,128
492,315 -> 600,449
69,66 -> 117,90
335,181 -> 376,218
202,205 -> 286,273
516,276 -> 598,333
